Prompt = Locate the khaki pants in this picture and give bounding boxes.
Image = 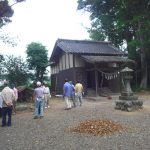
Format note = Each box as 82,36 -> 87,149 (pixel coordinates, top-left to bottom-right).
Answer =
44,94 -> 50,107
64,96 -> 72,109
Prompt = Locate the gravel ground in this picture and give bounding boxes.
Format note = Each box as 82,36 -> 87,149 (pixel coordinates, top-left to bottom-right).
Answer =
0,94 -> 150,150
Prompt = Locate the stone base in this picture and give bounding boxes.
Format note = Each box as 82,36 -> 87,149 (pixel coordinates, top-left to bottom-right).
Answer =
115,100 -> 143,112
119,95 -> 138,100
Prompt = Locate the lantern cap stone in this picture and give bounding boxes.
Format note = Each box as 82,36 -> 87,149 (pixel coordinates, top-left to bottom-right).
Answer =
121,67 -> 133,72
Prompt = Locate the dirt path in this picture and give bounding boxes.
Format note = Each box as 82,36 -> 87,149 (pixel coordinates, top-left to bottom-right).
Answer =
0,94 -> 150,150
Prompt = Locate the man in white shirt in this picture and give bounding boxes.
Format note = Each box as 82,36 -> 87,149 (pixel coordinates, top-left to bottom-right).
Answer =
1,81 -> 15,127
43,83 -> 51,108
0,92 -> 3,108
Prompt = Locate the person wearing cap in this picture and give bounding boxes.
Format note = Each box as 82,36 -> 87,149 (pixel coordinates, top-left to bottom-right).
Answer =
33,81 -> 45,119
63,79 -> 72,110
1,81 -> 15,127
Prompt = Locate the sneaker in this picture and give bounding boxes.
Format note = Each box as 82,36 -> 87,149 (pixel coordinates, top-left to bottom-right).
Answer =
45,107 -> 47,109
64,107 -> 72,110
48,106 -> 50,108
33,116 -> 38,119
39,116 -> 43,119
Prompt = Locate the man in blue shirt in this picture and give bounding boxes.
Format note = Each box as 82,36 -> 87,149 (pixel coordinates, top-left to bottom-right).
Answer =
63,79 -> 72,110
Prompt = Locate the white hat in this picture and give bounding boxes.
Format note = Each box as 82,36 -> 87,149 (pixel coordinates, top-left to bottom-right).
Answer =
36,81 -> 41,86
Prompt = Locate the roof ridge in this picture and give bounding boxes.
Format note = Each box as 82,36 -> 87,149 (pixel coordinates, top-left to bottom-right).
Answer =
57,38 -> 111,44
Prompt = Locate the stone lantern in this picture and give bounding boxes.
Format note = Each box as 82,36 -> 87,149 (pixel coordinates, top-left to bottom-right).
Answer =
115,67 -> 143,111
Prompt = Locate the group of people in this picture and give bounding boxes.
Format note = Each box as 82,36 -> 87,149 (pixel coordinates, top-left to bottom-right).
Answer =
0,78 -> 83,126
0,80 -> 51,126
63,79 -> 84,110
0,82 -> 18,127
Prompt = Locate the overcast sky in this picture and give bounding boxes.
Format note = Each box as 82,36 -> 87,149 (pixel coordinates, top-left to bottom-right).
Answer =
0,0 -> 91,58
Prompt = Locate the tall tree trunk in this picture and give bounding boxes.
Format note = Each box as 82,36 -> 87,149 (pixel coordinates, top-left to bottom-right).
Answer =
140,50 -> 147,88
36,69 -> 40,81
138,20 -> 148,88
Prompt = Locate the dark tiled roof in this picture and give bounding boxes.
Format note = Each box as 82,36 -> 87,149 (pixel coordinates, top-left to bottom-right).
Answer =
57,39 -> 125,55
50,39 -> 127,61
81,55 -> 134,63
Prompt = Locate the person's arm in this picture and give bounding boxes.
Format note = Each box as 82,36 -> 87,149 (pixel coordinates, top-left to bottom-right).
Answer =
81,85 -> 84,96
1,91 -> 10,106
12,90 -> 15,102
63,85 -> 66,97
74,85 -> 76,93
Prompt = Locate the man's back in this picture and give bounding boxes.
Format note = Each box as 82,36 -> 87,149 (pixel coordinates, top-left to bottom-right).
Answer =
34,87 -> 44,99
75,83 -> 83,93
1,87 -> 15,107
63,82 -> 72,97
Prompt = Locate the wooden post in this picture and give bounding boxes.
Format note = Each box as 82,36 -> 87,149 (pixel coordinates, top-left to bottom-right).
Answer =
94,64 -> 98,96
73,54 -> 76,83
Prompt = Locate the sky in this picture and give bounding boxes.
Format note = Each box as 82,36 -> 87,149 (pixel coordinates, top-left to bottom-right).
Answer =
0,0 -> 91,58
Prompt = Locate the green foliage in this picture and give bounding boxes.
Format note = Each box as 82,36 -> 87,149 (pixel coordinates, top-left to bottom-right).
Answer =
77,0 -> 150,49
127,40 -> 140,60
1,55 -> 30,86
0,54 -> 4,77
77,0 -> 150,88
26,42 -> 49,82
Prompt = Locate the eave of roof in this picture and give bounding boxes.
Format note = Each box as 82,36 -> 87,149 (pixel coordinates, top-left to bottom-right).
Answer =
81,55 -> 135,63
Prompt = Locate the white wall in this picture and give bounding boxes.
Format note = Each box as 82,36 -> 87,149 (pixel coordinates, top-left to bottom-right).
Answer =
51,53 -> 85,74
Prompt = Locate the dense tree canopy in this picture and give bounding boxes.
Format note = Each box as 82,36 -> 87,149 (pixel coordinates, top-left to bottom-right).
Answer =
77,0 -> 150,88
26,42 -> 49,82
1,55 -> 29,85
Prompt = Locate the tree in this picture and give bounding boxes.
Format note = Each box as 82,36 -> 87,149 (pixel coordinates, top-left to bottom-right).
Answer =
0,0 -> 25,28
0,54 -> 4,76
1,55 -> 30,85
77,0 -> 150,88
0,0 -> 25,45
26,42 -> 49,82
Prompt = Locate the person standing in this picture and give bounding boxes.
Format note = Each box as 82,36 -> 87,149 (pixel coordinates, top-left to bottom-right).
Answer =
75,80 -> 84,106
12,84 -> 18,114
1,81 -> 15,127
0,92 -> 3,109
69,81 -> 76,107
43,83 -> 51,108
63,79 -> 72,110
33,81 -> 45,119
0,92 -> 3,118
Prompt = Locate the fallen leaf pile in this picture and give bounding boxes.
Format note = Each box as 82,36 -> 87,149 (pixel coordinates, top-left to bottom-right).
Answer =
69,119 -> 124,136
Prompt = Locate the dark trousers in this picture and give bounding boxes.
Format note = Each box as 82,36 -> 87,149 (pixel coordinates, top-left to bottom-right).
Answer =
2,107 -> 12,126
